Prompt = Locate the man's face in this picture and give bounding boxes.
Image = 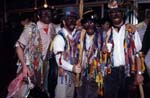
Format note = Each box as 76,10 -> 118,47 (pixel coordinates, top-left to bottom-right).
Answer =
64,16 -> 77,32
39,9 -> 52,24
83,20 -> 95,35
109,10 -> 124,25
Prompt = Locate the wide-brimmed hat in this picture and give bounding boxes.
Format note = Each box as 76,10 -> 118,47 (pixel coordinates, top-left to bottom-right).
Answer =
107,0 -> 126,13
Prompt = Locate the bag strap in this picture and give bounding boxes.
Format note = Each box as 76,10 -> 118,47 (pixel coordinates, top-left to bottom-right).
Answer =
50,31 -> 68,52
58,32 -> 68,50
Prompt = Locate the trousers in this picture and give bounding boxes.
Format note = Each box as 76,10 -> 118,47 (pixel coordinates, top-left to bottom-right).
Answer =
55,73 -> 75,98
104,66 -> 134,98
75,76 -> 98,98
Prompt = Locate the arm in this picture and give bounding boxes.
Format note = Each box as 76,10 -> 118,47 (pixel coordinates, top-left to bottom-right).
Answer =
16,44 -> 31,76
15,26 -> 32,76
53,35 -> 81,73
16,44 -> 26,67
134,31 -> 144,84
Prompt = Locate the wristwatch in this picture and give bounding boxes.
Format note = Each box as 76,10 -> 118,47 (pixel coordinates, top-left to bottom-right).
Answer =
137,71 -> 142,75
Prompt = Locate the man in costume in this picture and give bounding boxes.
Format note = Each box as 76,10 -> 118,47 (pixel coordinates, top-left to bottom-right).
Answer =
52,7 -> 81,98
7,7 -> 56,98
102,0 -> 144,98
75,9 -> 105,98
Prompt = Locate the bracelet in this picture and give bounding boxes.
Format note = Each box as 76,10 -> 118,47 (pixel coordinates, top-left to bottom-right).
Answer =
135,53 -> 139,57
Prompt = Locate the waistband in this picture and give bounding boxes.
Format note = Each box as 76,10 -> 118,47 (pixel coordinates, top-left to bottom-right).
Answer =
111,65 -> 125,69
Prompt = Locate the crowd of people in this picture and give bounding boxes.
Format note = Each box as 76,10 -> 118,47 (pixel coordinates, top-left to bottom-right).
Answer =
4,0 -> 150,98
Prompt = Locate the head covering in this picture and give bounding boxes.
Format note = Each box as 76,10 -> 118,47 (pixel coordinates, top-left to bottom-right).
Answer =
108,0 -> 125,13
81,9 -> 97,24
36,6 -> 53,16
53,9 -> 63,24
63,7 -> 79,18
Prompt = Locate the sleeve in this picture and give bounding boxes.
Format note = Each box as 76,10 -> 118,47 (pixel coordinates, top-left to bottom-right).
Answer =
53,35 -> 73,72
15,26 -> 32,47
136,22 -> 143,33
134,30 -> 142,52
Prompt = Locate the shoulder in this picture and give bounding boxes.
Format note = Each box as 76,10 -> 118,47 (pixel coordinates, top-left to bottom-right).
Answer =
55,33 -> 64,40
23,22 -> 36,33
53,33 -> 66,44
24,22 -> 36,29
106,28 -> 112,35
49,23 -> 56,31
53,33 -> 66,51
136,22 -> 145,28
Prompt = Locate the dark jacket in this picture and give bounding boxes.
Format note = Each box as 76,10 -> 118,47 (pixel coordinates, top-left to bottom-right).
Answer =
141,25 -> 150,55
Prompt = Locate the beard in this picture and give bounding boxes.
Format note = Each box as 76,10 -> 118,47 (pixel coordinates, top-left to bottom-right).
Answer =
65,23 -> 76,32
69,24 -> 75,31
86,27 -> 95,35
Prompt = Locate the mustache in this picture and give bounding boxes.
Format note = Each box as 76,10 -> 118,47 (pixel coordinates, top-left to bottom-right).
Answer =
111,14 -> 122,19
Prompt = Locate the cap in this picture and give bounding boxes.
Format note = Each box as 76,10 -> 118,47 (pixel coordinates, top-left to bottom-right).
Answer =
81,9 -> 97,24
63,7 -> 79,18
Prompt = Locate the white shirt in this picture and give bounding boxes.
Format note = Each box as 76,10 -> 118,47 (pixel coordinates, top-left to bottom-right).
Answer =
107,24 -> 142,67
85,34 -> 94,50
53,28 -> 74,72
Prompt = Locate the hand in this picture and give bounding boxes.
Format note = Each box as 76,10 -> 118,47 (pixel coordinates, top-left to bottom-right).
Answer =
22,64 -> 31,77
102,44 -> 108,53
135,74 -> 144,85
73,63 -> 81,74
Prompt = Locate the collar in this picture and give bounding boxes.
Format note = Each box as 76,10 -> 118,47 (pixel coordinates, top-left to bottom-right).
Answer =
37,21 -> 53,34
37,21 -> 51,30
112,21 -> 124,31
112,24 -> 125,32
86,33 -> 95,40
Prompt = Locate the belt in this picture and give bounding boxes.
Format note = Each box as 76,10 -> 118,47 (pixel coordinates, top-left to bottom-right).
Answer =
111,65 -> 125,70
